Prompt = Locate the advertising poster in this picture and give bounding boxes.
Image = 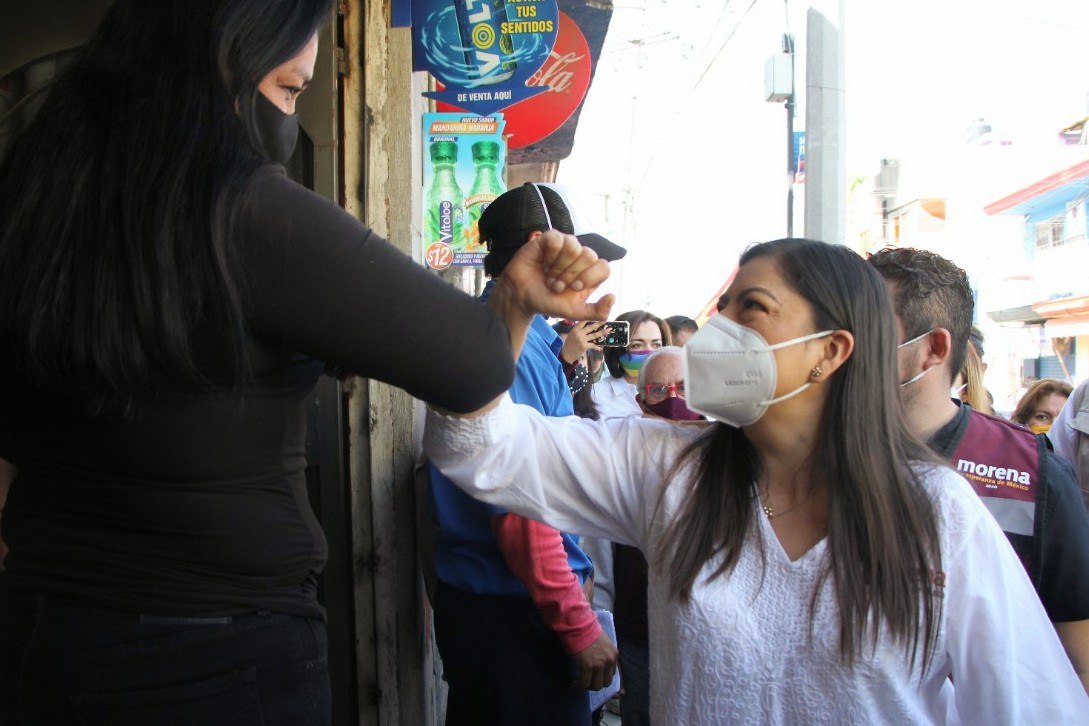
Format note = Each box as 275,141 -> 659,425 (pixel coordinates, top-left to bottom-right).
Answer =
412,0 -> 560,116
422,112 -> 507,270
438,10 -> 591,150
793,130 -> 806,184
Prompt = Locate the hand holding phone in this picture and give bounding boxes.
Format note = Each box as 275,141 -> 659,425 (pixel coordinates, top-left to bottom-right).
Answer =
589,321 -> 629,348
561,321 -> 608,364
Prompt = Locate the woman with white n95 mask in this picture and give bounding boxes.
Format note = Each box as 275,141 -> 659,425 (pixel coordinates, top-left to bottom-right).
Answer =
425,237 -> 1089,724
682,313 -> 834,426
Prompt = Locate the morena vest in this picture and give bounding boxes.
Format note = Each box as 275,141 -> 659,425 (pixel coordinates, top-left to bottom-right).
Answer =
949,408 -> 1047,584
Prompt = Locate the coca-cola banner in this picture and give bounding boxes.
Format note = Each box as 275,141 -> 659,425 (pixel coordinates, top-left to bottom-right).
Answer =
505,0 -> 612,164
412,0 -> 560,116
440,11 -> 590,150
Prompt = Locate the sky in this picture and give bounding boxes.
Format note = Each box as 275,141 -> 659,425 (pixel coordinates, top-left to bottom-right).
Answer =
557,0 -> 1089,320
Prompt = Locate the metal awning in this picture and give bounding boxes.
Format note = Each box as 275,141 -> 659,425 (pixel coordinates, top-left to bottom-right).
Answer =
987,305 -> 1046,326
990,295 -> 1089,339
1034,295 -> 1089,318
984,158 -> 1089,217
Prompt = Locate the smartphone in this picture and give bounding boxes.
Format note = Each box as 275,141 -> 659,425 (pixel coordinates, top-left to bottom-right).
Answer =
590,321 -> 629,348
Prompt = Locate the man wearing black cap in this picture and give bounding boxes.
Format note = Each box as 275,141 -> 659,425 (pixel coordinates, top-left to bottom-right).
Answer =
428,183 -> 626,725
479,182 -> 628,277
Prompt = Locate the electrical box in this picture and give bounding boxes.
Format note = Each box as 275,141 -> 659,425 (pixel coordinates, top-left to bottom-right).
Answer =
764,54 -> 793,103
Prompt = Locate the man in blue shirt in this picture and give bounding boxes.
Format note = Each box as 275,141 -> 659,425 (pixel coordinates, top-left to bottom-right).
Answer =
429,183 -> 626,725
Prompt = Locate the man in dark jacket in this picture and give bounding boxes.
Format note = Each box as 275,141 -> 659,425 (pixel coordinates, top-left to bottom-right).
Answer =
870,246 -> 1089,694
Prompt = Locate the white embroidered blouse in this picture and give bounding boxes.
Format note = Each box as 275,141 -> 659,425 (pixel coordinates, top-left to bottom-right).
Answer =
424,396 -> 1089,724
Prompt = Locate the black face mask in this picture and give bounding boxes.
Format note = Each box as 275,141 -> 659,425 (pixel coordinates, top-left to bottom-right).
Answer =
253,92 -> 299,164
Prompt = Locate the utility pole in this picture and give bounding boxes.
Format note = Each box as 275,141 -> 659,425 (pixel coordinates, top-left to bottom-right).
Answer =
784,32 -> 796,238
803,0 -> 845,244
764,29 -> 797,238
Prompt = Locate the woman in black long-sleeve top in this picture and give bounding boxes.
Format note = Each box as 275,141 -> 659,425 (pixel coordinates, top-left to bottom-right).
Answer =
0,1 -> 513,722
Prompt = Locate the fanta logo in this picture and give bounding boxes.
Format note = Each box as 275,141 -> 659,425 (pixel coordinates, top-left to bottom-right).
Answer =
956,459 -> 1031,485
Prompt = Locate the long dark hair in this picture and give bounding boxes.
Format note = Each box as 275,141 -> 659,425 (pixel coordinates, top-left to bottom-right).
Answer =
573,348 -> 603,420
657,239 -> 944,667
0,0 -> 331,412
603,310 -> 672,378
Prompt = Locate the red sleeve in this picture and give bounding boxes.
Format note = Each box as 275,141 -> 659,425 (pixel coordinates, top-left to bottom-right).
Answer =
490,513 -> 602,654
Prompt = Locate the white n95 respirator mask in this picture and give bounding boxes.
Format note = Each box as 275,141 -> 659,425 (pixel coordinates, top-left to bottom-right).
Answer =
684,314 -> 833,427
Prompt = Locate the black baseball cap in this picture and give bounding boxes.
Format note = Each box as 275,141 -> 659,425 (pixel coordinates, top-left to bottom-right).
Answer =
479,182 -> 627,261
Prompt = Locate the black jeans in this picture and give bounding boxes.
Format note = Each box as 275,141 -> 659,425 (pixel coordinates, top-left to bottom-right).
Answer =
0,591 -> 330,725
617,637 -> 651,726
433,581 -> 590,726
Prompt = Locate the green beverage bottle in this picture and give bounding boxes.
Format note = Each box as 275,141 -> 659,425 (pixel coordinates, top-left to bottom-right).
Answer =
464,141 -> 504,252
425,141 -> 466,253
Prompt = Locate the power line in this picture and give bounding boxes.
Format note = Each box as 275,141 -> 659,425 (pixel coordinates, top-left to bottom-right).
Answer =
1015,14 -> 1089,33
692,0 -> 761,91
629,0 -> 764,195
687,0 -> 735,77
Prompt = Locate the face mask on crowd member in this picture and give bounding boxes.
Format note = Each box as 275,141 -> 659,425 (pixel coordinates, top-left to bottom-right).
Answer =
619,350 -> 651,377
645,395 -> 700,421
619,320 -> 665,377
684,314 -> 832,427
897,329 -> 933,388
1012,381 -> 1072,435
636,347 -> 702,421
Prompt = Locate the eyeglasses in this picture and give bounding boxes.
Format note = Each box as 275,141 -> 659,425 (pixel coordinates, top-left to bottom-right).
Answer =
643,382 -> 685,402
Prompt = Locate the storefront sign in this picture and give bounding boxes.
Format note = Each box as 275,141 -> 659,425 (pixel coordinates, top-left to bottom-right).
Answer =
392,0 -> 412,27
421,112 -> 507,269
412,0 -> 560,116
793,130 -> 805,184
439,11 -> 590,149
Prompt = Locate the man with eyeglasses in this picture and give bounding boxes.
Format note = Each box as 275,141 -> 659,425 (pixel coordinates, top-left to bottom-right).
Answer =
635,347 -> 702,421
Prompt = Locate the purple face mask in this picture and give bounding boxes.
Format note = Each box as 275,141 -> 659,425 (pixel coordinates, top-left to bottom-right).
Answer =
644,396 -> 703,421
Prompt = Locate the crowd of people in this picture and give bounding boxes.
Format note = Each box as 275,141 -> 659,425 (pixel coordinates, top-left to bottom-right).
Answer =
2,1 -> 1089,725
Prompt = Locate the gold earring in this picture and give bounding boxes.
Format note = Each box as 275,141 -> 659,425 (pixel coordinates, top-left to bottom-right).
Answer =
810,365 -> 822,378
